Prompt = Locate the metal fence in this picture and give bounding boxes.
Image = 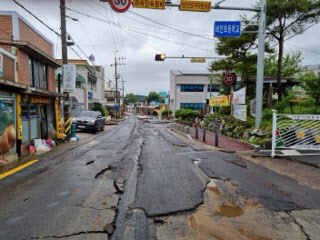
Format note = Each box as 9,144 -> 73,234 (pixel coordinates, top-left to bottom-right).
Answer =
272,110 -> 320,157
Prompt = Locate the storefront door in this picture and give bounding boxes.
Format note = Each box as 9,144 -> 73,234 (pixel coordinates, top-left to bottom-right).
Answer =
39,104 -> 48,139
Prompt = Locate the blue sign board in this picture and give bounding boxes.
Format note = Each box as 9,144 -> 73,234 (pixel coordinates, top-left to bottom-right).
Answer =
214,21 -> 241,38
88,91 -> 93,100
114,104 -> 119,110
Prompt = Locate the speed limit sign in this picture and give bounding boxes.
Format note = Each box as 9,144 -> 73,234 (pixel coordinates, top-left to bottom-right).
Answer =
223,73 -> 236,85
108,0 -> 131,13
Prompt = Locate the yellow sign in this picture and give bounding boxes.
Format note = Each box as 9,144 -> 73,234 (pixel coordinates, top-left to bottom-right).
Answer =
315,136 -> 320,143
132,0 -> 166,9
209,95 -> 229,107
296,132 -> 305,139
180,0 -> 211,12
191,58 -> 206,63
30,96 -> 51,104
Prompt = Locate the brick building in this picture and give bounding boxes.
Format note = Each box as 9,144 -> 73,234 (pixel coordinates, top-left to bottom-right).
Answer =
0,11 -> 62,161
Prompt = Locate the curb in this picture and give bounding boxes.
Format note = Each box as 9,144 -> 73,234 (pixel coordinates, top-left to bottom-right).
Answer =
168,125 -> 256,152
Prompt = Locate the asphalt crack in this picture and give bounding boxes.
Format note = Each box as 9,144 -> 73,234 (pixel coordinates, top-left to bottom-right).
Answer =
95,165 -> 117,179
286,212 -> 312,240
23,231 -> 108,239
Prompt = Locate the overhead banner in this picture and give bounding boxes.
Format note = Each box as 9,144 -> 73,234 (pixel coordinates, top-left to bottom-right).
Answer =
63,64 -> 76,93
209,95 -> 229,107
233,87 -> 246,104
233,104 -> 247,121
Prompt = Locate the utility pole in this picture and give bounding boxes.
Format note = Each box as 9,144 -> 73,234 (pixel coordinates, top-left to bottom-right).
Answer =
254,0 -> 266,129
112,51 -> 125,118
120,77 -> 126,115
60,0 -> 71,138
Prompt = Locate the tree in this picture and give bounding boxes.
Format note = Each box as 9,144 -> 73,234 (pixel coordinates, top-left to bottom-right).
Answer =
265,0 -> 320,100
299,71 -> 320,112
209,21 -> 259,87
264,52 -> 302,77
124,93 -> 138,105
147,92 -> 160,102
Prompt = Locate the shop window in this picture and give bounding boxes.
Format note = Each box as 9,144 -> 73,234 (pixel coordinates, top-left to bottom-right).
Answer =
0,96 -> 15,153
29,58 -> 48,90
180,103 -> 203,109
180,84 -> 204,92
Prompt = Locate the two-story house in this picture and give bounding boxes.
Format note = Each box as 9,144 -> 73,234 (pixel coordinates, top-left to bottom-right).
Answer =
0,11 -> 62,159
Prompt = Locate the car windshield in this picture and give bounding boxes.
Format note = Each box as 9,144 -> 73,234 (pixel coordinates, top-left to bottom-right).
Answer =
79,111 -> 94,117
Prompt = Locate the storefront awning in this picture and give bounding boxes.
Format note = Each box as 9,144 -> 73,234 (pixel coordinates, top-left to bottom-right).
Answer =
0,78 -> 28,90
0,40 -> 61,68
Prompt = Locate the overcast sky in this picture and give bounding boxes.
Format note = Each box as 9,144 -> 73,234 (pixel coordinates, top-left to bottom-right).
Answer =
2,0 -> 320,95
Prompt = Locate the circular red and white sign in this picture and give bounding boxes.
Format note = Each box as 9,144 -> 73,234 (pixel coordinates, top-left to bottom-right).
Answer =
109,0 -> 131,13
223,73 -> 236,85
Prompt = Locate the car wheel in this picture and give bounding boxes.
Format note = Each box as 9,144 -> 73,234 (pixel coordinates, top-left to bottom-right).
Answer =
101,125 -> 105,131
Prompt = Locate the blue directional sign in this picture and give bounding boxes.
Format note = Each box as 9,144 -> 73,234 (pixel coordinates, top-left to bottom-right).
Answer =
214,21 -> 241,38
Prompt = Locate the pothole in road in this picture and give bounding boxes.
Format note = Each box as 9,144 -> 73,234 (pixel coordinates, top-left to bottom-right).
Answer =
216,205 -> 244,217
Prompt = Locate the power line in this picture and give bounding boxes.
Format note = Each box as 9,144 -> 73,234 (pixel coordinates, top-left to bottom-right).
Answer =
270,20 -> 320,48
13,0 -> 114,87
65,8 -> 212,51
70,1 -> 104,64
13,0 -> 61,37
286,42 -> 320,55
127,10 -> 214,41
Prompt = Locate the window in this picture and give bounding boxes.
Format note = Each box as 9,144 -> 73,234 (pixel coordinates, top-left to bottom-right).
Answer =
76,80 -> 82,88
180,103 -> 203,109
180,84 -> 204,92
29,58 -> 48,89
207,84 -> 220,92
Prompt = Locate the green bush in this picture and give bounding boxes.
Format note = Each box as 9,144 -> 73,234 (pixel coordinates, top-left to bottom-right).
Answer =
162,109 -> 173,116
262,109 -> 273,121
175,109 -> 199,120
92,104 -> 106,116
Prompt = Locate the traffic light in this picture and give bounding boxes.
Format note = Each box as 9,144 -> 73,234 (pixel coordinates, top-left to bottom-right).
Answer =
155,54 -> 166,61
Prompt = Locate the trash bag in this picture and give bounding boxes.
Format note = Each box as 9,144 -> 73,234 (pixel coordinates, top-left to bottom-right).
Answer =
48,124 -> 57,139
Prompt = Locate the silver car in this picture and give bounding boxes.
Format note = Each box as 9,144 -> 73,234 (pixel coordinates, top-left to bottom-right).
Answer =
73,111 -> 106,133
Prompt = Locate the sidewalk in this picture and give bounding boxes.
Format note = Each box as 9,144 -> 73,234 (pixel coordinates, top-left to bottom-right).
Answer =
168,125 -> 320,192
0,127 -> 115,176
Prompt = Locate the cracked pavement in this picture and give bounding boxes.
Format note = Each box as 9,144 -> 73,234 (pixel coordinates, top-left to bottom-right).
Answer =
1,115 -> 320,239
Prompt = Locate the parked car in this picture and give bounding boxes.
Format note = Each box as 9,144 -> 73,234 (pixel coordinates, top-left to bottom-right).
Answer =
73,111 -> 106,133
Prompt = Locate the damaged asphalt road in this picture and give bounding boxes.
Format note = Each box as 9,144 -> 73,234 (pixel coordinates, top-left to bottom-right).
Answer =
1,116 -> 320,240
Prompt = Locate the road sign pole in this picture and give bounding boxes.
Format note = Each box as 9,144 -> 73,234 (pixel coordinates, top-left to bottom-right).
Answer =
254,0 -> 266,129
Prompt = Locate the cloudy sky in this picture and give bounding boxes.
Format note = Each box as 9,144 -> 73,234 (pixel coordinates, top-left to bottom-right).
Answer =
2,0 -> 320,95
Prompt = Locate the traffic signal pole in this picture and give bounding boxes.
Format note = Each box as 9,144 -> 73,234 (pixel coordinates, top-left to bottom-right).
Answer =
254,0 -> 266,129
160,2 -> 266,129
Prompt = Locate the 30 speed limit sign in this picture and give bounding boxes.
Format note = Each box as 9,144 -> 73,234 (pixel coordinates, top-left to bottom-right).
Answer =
223,73 -> 236,85
108,0 -> 131,13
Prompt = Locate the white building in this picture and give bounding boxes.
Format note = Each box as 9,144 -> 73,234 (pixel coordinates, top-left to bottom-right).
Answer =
170,70 -> 220,113
55,60 -> 106,117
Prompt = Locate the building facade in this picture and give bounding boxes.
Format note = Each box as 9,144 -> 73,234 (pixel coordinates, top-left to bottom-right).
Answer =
55,60 -> 106,117
169,70 -> 220,114
0,11 -> 62,159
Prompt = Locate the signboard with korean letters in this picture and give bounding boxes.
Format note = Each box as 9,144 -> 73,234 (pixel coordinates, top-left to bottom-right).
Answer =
214,21 -> 241,38
63,64 -> 76,93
